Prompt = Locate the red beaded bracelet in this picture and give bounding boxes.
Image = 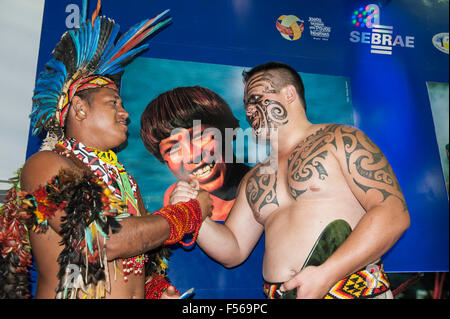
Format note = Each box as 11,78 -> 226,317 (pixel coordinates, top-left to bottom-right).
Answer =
145,274 -> 176,299
153,199 -> 202,246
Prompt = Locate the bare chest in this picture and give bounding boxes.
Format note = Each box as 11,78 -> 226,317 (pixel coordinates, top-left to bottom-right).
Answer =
245,127 -> 349,223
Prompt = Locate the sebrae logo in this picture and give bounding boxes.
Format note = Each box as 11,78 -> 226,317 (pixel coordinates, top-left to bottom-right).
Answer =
349,4 -> 415,55
276,15 -> 305,41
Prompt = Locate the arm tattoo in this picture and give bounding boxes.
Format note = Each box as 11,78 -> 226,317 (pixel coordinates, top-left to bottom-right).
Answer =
338,126 -> 407,210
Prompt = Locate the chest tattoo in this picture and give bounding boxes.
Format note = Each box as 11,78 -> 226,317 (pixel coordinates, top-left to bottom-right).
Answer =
287,125 -> 338,199
287,124 -> 406,210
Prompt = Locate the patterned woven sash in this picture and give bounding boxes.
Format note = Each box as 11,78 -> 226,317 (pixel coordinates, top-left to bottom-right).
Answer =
56,138 -> 147,281
57,138 -> 140,217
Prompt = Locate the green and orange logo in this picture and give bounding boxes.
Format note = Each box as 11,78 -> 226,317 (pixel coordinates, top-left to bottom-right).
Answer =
276,15 -> 304,41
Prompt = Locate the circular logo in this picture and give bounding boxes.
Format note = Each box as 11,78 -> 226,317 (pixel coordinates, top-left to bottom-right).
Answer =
276,15 -> 304,41
432,32 -> 449,54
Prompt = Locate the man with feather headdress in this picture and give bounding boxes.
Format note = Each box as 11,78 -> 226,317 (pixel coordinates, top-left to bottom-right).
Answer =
0,0 -> 212,299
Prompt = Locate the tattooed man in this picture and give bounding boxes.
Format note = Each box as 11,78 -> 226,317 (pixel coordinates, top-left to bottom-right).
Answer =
171,62 -> 410,299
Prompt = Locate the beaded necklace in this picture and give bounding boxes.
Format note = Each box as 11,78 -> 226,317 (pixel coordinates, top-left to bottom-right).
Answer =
56,138 -> 148,281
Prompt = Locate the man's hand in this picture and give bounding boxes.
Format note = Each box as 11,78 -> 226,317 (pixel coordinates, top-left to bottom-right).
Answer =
196,189 -> 213,221
170,180 -> 213,221
281,265 -> 335,299
169,180 -> 198,204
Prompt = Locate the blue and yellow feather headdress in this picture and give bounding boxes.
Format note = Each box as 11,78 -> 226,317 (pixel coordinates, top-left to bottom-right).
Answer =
30,0 -> 171,149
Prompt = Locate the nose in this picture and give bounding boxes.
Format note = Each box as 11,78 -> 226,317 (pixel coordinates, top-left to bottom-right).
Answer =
181,142 -> 202,165
246,104 -> 256,117
246,104 -> 260,123
118,105 -> 129,120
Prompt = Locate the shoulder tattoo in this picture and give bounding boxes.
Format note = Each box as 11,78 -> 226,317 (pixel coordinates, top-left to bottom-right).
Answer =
337,125 -> 407,210
288,124 -> 406,210
246,166 -> 279,212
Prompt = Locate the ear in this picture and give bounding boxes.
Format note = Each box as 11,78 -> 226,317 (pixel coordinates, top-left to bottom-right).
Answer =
70,95 -> 88,120
283,85 -> 297,104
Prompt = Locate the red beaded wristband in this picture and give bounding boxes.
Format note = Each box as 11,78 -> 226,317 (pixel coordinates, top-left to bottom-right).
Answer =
153,199 -> 202,246
145,274 -> 176,299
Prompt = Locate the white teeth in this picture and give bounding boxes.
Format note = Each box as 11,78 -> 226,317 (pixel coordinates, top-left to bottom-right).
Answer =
192,163 -> 214,178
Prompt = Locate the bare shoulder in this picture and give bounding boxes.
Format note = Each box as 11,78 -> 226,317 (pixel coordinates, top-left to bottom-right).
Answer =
287,123 -> 344,156
235,163 -> 263,196
237,164 -> 255,185
300,123 -> 372,149
324,123 -> 368,136
246,163 -> 264,177
313,123 -> 358,138
326,124 -> 408,209
304,123 -> 380,161
325,123 -> 379,153
21,150 -> 75,192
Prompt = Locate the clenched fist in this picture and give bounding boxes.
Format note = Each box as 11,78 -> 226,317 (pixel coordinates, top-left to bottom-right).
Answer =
170,179 -> 212,221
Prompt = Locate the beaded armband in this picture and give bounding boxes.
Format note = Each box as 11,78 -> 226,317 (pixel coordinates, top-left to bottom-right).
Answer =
153,199 -> 202,247
145,274 -> 178,299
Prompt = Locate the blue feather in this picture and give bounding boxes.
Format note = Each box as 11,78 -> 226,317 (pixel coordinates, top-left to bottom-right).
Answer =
97,14 -> 171,74
79,23 -> 87,67
81,0 -> 88,24
99,21 -> 120,63
35,81 -> 62,94
100,22 -> 147,64
85,20 -> 94,65
88,17 -> 101,63
138,18 -> 172,43
94,221 -> 108,239
69,29 -> 81,68
101,65 -> 122,76
46,59 -> 67,76
33,91 -> 59,100
112,19 -> 149,50
34,106 -> 55,119
85,228 -> 94,255
97,45 -> 148,75
149,9 -> 170,26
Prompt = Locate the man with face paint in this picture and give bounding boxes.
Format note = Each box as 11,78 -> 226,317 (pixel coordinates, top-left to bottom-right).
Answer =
171,62 -> 410,299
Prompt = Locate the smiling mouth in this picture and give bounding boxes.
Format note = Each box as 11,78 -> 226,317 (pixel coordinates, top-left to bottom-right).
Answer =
191,161 -> 215,179
117,120 -> 128,129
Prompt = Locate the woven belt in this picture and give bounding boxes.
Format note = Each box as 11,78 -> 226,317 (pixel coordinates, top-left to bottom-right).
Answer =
263,260 -> 390,299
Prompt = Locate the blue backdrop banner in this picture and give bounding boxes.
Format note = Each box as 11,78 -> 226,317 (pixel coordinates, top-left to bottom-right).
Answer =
26,0 -> 449,298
